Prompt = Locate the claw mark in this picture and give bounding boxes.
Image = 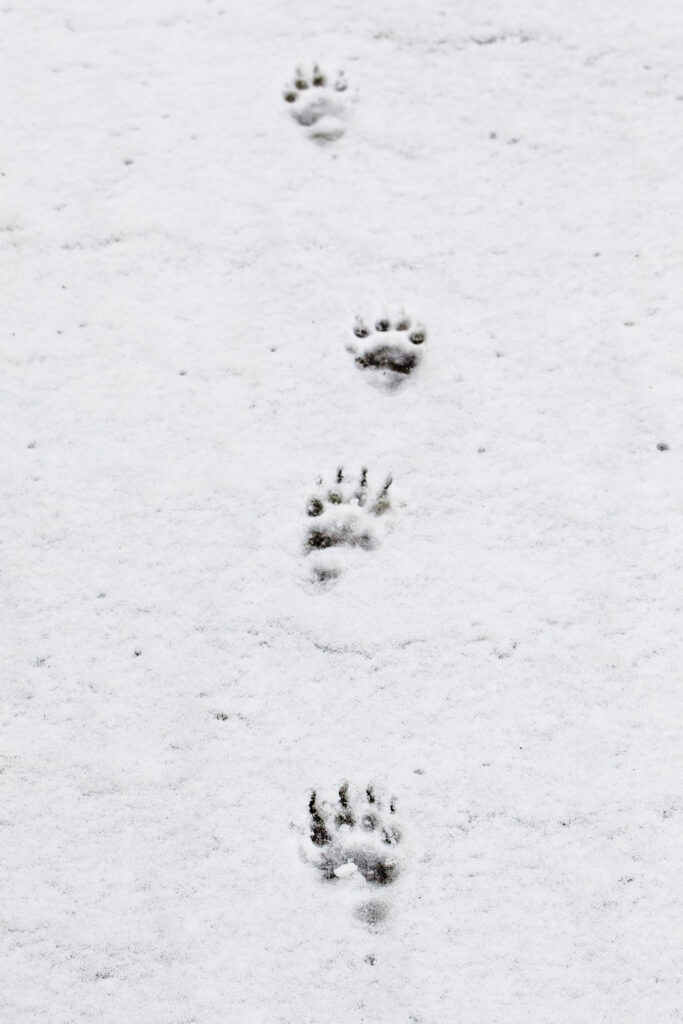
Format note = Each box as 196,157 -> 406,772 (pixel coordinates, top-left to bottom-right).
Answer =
356,468 -> 369,506
336,781 -> 356,827
370,475 -> 392,516
309,791 -> 332,846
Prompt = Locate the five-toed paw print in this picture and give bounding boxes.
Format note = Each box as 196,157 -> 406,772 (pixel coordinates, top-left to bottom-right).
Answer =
348,311 -> 427,387
283,63 -> 349,142
305,783 -> 403,925
304,467 -> 392,584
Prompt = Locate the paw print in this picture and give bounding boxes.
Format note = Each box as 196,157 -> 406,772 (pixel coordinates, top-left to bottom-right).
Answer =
304,467 -> 392,584
306,783 -> 403,926
347,310 -> 427,387
283,63 -> 349,142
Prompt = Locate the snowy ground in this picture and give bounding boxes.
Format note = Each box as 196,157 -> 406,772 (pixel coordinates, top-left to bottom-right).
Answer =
2,0 -> 682,1021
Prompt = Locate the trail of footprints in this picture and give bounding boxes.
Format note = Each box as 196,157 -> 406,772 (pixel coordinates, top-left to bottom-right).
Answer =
281,65 -> 425,931
301,309 -> 427,589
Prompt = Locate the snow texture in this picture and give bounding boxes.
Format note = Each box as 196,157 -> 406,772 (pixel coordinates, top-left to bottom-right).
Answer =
2,0 -> 683,1021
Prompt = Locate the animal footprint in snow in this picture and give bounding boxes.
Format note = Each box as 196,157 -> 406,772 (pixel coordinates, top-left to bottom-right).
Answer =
348,310 -> 427,388
283,63 -> 349,143
304,467 -> 392,584
306,783 -> 402,926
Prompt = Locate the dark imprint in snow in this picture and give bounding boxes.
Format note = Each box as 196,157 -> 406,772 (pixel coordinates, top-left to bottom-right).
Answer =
348,312 -> 427,386
355,899 -> 389,925
308,782 -> 401,886
304,468 -> 391,583
283,63 -> 348,142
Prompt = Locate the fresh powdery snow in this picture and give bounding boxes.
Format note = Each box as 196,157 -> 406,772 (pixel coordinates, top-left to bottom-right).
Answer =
2,0 -> 683,1021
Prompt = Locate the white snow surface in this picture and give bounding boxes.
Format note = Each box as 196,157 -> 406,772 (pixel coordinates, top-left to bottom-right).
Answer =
2,0 -> 683,1021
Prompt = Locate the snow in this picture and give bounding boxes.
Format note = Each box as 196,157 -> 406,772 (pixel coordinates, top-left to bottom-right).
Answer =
2,0 -> 682,1021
